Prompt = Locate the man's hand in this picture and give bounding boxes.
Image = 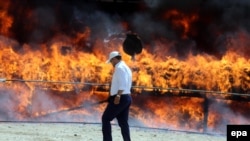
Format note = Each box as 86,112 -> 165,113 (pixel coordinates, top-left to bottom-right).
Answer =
114,95 -> 121,104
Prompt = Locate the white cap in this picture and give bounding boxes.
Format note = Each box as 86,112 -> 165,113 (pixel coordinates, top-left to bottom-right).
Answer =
106,51 -> 121,63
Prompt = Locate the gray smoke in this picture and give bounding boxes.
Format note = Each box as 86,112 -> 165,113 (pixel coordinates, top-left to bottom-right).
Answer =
5,0 -> 250,58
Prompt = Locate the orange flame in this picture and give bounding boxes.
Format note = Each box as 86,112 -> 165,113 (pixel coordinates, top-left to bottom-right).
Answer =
0,2 -> 249,134
163,9 -> 199,39
0,1 -> 13,36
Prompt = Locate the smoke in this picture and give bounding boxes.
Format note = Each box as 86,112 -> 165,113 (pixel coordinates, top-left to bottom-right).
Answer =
0,90 -> 17,120
135,0 -> 250,58
144,0 -> 203,10
2,0 -> 250,58
29,7 -> 57,43
0,85 -> 35,120
208,99 -> 250,134
31,89 -> 59,115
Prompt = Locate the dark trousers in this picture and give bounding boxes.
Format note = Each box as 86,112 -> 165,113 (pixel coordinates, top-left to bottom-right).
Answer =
102,94 -> 132,141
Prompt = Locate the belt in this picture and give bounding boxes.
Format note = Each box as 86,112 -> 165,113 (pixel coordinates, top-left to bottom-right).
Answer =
110,94 -> 130,97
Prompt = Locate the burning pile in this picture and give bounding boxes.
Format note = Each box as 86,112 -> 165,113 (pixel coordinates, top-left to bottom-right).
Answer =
0,0 -> 250,134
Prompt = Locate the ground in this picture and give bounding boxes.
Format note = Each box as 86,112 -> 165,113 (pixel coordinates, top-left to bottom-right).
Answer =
0,122 -> 226,141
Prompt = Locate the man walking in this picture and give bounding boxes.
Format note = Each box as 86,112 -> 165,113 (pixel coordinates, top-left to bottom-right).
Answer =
102,51 -> 132,141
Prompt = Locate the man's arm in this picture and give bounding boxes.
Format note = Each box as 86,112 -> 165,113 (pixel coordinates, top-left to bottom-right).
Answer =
114,90 -> 123,104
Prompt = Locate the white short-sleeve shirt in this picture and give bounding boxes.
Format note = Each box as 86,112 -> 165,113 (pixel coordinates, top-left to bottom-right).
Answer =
110,61 -> 132,96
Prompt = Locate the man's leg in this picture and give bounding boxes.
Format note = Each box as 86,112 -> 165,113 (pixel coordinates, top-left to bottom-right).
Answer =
102,96 -> 128,141
116,95 -> 131,141
102,102 -> 115,141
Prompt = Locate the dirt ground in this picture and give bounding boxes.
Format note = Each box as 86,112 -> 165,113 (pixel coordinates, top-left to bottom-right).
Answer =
0,122 -> 226,141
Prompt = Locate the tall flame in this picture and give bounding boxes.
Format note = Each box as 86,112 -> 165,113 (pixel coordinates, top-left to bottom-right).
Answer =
0,0 -> 249,134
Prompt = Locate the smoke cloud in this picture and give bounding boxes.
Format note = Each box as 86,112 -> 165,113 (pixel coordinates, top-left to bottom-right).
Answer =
2,0 -> 250,58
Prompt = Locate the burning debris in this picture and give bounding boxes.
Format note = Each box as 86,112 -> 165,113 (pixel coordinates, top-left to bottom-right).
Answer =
123,32 -> 143,60
0,0 -> 250,135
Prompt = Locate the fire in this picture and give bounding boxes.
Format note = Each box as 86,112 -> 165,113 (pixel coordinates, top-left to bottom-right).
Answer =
0,1 -> 13,36
0,0 -> 250,135
131,95 -> 204,132
162,9 -> 199,39
131,47 -> 250,93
